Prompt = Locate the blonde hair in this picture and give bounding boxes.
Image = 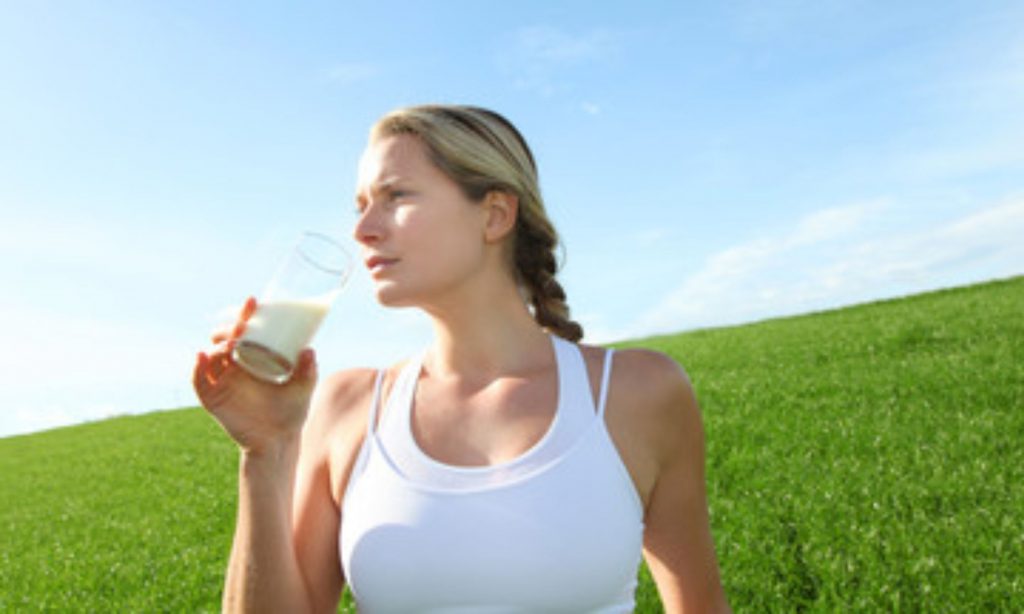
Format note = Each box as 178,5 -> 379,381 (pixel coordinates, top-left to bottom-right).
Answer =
371,104 -> 583,342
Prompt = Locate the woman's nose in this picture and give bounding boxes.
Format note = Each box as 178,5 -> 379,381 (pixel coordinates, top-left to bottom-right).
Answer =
353,207 -> 383,245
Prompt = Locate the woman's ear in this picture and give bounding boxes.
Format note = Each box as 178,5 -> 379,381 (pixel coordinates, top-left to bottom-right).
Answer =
482,190 -> 519,243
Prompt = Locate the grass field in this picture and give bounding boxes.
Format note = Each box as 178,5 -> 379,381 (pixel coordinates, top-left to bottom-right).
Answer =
1,276 -> 1021,612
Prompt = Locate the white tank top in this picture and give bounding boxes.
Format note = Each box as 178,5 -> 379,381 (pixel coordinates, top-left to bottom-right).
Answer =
339,336 -> 645,613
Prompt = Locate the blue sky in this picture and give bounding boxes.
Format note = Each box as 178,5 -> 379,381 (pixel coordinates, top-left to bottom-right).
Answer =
2,1 -> 1022,437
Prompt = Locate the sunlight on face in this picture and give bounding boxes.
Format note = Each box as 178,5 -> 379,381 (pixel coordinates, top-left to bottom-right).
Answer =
352,135 -> 491,308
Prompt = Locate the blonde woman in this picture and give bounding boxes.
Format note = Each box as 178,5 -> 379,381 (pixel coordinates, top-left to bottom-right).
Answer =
194,105 -> 730,613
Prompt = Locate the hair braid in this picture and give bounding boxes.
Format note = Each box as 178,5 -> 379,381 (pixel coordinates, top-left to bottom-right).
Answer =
514,215 -> 584,342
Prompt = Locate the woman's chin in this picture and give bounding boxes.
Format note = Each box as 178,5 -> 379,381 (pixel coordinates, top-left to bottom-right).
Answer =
373,285 -> 416,308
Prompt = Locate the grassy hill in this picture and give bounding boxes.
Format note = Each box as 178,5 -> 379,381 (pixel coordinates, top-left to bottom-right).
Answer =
2,276 -> 1021,612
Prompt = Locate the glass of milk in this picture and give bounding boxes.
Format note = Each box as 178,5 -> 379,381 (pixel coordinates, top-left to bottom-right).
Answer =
232,232 -> 353,384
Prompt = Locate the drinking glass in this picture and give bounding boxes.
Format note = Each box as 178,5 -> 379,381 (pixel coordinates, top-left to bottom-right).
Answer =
232,232 -> 353,384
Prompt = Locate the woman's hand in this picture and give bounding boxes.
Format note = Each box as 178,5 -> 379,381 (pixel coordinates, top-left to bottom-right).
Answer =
193,297 -> 319,455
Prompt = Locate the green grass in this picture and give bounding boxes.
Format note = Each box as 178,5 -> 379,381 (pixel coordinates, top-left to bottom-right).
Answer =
2,276 -> 1021,611
0,409 -> 238,611
621,276 -> 1024,611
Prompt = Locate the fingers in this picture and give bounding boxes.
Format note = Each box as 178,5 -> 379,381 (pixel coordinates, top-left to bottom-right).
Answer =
193,351 -> 222,402
210,297 -> 258,344
208,344 -> 233,378
192,351 -> 209,391
192,341 -> 237,397
211,321 -> 246,344
293,348 -> 318,384
240,296 -> 257,321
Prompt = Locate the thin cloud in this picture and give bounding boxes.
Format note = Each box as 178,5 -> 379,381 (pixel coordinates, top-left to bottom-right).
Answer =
513,25 -> 617,64
627,197 -> 1023,338
498,25 -> 621,96
828,198 -> 1024,287
788,198 -> 889,247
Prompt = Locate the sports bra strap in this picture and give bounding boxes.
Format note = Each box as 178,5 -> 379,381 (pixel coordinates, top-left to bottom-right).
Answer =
596,349 -> 615,417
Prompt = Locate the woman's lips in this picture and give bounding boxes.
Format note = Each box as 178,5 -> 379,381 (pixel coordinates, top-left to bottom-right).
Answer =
364,255 -> 399,274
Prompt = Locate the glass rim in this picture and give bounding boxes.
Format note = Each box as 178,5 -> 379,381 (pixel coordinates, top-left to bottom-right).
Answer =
294,231 -> 354,278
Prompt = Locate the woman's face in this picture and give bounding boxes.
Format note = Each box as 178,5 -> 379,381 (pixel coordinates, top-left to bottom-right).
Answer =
353,134 -> 491,308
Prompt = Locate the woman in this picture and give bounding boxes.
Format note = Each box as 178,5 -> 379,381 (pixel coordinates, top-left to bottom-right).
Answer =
194,104 -> 729,613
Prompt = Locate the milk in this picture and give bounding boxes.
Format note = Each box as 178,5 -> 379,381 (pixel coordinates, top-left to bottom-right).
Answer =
234,298 -> 331,383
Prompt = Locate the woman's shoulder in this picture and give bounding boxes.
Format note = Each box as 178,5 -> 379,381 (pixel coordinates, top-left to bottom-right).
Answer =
312,368 -> 380,419
616,347 -> 696,416
300,368 -> 378,446
608,346 -> 690,381
579,345 -> 703,506
303,365 -> 403,501
579,344 -> 695,410
309,360 -> 412,430
589,346 -> 701,445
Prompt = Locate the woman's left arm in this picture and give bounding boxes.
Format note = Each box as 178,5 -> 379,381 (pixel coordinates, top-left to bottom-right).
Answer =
626,351 -> 730,613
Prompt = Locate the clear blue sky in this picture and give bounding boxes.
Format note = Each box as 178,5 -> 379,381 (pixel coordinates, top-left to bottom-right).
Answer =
2,1 -> 1022,437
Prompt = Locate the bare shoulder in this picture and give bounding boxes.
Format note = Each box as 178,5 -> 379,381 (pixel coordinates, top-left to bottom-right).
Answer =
305,367 -> 381,439
607,346 -> 693,388
595,345 -> 696,414
611,348 -> 700,447
577,344 -> 694,411
313,367 -> 380,414
586,346 -> 704,505
301,367 -> 383,505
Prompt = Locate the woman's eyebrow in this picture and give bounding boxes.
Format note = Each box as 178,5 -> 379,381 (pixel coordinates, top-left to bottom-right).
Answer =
355,177 -> 414,205
369,177 -> 405,194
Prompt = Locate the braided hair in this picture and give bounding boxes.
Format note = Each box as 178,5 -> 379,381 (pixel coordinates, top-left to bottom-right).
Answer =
370,105 -> 583,342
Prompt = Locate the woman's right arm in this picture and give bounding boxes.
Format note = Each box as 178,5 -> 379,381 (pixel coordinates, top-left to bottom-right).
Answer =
193,298 -> 369,613
223,432 -> 311,613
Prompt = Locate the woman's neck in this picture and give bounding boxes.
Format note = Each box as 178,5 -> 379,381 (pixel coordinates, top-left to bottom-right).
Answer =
423,283 -> 552,382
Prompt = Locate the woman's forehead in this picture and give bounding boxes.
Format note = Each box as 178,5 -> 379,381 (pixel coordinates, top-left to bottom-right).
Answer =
356,135 -> 428,191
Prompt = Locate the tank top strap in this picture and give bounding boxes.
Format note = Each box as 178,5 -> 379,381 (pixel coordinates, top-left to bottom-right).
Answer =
596,348 -> 615,418
550,336 -> 591,420
377,351 -> 427,440
346,368 -> 386,496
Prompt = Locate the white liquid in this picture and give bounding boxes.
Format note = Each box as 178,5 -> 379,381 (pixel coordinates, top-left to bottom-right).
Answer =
234,298 -> 331,383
